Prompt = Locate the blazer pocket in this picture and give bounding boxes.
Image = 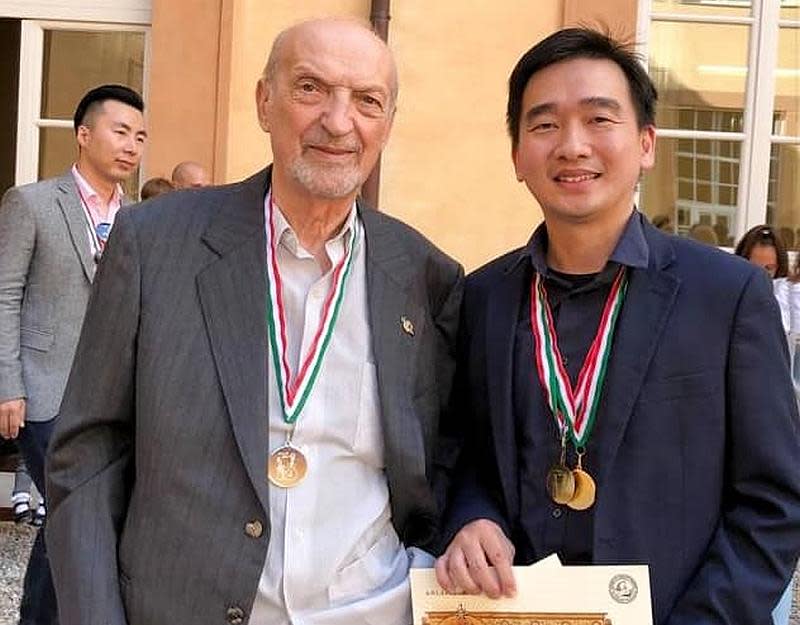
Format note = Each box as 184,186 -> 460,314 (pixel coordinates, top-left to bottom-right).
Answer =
19,327 -> 54,352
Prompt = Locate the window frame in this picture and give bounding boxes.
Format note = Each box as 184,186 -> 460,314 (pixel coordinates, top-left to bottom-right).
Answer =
637,0 -> 800,241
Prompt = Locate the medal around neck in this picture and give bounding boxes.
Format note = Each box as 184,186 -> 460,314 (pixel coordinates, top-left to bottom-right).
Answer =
546,463 -> 576,504
567,467 -> 596,510
531,268 -> 628,511
264,194 -> 359,488
268,443 -> 308,488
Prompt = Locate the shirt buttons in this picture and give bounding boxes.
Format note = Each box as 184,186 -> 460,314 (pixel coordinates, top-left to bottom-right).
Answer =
226,606 -> 245,625
552,507 -> 563,519
244,520 -> 263,539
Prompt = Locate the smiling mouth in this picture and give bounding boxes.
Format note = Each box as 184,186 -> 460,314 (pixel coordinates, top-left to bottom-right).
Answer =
307,144 -> 358,156
554,173 -> 601,183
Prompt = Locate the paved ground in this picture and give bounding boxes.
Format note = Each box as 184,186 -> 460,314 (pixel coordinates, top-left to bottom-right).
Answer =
0,520 -> 799,624
0,523 -> 35,625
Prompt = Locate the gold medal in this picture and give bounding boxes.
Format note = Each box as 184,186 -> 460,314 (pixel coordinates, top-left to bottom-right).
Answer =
567,451 -> 596,510
267,443 -> 307,488
546,464 -> 576,504
568,468 -> 596,510
547,432 -> 575,504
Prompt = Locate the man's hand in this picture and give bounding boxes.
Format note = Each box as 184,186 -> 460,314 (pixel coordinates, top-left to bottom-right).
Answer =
0,398 -> 26,439
434,518 -> 516,599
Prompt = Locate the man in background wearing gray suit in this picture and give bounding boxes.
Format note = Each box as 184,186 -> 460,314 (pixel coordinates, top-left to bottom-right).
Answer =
47,18 -> 463,625
0,84 -> 146,625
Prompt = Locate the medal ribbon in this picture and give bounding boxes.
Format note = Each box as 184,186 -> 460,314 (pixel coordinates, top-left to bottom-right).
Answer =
265,193 -> 359,423
531,267 -> 628,447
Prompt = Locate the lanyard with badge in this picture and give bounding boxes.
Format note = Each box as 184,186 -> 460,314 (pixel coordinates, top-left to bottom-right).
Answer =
75,184 -> 113,262
530,267 -> 628,510
264,192 -> 360,488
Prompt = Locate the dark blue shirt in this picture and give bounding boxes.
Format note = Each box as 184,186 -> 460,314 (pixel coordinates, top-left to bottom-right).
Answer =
513,211 -> 649,564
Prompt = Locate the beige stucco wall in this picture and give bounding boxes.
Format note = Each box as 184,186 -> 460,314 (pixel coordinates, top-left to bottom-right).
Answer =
147,0 -> 223,181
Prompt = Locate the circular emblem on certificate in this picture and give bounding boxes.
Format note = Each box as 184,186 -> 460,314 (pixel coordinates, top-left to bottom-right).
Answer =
608,573 -> 638,604
268,444 -> 307,488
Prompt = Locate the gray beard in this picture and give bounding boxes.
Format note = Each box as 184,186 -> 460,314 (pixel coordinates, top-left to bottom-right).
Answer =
289,158 -> 363,199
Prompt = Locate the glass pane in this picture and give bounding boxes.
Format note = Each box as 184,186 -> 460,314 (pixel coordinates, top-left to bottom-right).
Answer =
781,1 -> 799,21
641,136 -> 742,246
38,127 -> 75,180
652,0 -> 751,18
769,143 -> 800,251
41,30 -> 145,120
38,127 -> 140,195
774,28 -> 799,137
650,22 -> 749,131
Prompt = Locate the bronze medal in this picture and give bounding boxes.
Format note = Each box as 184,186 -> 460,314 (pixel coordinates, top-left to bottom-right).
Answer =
546,464 -> 576,504
267,443 -> 308,488
567,467 -> 596,510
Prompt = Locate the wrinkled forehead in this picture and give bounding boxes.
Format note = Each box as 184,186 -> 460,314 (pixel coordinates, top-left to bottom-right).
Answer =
275,20 -> 397,97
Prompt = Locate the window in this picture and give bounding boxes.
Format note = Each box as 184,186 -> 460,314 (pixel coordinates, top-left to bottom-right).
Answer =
638,0 -> 800,249
14,21 -> 148,193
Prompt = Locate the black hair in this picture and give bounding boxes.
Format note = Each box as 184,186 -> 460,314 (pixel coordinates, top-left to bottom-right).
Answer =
507,27 -> 657,149
734,224 -> 789,278
73,84 -> 144,132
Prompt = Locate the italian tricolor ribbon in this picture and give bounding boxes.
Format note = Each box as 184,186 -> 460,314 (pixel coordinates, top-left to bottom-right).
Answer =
265,193 -> 359,424
530,267 -> 628,447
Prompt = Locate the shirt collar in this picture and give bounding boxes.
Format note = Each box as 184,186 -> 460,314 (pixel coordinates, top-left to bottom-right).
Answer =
268,191 -> 358,259
523,210 -> 650,276
71,164 -> 123,209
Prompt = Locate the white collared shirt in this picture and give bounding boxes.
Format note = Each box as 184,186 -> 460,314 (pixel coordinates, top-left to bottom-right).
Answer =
249,197 -> 413,625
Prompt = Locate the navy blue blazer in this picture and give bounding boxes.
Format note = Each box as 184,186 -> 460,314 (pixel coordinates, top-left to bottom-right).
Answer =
439,218 -> 800,625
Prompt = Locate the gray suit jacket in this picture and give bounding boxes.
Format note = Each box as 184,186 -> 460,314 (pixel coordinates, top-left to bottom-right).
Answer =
0,172 -> 96,422
46,168 -> 464,625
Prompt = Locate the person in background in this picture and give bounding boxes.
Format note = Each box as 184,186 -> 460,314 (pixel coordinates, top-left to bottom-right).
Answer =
734,224 -> 789,279
140,176 -> 175,200
12,452 -> 45,526
171,160 -> 211,188
0,83 -> 146,625
688,222 -> 718,246
650,213 -> 673,232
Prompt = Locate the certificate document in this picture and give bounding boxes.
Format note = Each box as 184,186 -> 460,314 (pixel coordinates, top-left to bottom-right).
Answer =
410,555 -> 652,625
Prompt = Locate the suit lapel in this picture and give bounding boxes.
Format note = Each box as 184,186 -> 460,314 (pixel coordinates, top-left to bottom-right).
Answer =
486,258 -> 528,518
361,207 -> 427,487
55,173 -> 95,283
592,228 -> 680,488
197,170 -> 270,513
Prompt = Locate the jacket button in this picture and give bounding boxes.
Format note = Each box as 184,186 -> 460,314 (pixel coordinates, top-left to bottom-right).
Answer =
245,520 -> 263,538
226,606 -> 245,624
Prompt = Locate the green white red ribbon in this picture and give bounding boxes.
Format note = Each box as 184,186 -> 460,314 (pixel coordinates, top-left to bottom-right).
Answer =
530,267 -> 628,447
265,193 -> 359,423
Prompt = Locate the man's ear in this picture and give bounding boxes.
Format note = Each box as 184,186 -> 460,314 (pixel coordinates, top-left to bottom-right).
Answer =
511,145 -> 523,182
640,124 -> 657,171
76,125 -> 91,149
255,78 -> 271,134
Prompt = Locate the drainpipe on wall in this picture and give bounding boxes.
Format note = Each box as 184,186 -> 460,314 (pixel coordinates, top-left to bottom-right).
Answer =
362,0 -> 390,210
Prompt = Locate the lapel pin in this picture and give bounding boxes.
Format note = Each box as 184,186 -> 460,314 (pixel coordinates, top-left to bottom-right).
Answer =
401,316 -> 415,336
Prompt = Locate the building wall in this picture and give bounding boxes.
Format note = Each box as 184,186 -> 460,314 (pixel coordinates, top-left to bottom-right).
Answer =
147,0 -> 223,181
